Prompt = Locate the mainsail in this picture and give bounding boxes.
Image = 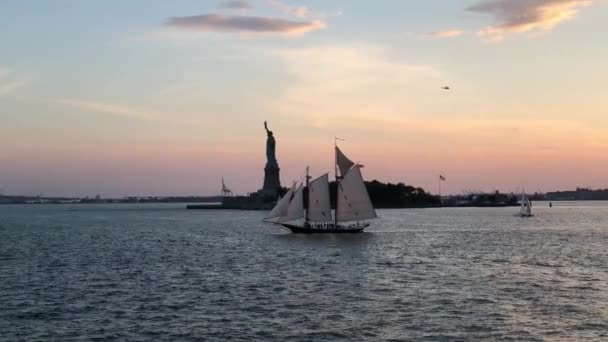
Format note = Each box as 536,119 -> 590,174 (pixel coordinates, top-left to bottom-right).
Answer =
282,184 -> 304,222
264,185 -> 294,223
336,146 -> 355,177
307,174 -> 332,222
336,165 -> 377,222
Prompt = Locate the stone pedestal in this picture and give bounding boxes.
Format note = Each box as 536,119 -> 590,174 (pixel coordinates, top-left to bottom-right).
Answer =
262,165 -> 281,197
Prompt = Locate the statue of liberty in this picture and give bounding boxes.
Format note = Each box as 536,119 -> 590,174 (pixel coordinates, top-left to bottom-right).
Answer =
264,121 -> 278,168
262,121 -> 281,195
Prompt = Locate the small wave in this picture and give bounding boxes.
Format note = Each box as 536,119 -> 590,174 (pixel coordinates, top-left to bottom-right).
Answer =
492,258 -> 510,263
567,285 -> 599,291
574,322 -> 608,331
522,260 -> 565,268
466,297 -> 497,305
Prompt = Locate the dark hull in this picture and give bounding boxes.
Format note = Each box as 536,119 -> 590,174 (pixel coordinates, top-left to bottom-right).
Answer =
515,213 -> 534,217
279,223 -> 367,234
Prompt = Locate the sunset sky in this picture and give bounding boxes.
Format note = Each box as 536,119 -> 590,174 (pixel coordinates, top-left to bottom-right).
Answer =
1,0 -> 607,197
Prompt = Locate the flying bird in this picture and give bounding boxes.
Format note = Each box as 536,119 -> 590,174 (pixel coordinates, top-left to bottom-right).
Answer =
442,86 -> 450,90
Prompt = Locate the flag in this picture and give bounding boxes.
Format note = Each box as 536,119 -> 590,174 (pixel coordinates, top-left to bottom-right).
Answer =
439,175 -> 446,181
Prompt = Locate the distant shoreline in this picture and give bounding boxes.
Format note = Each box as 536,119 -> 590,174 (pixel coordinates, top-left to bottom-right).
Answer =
0,196 -> 222,205
3,197 -> 608,207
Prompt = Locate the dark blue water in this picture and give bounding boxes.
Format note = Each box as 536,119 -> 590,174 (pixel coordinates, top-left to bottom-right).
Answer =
1,203 -> 607,341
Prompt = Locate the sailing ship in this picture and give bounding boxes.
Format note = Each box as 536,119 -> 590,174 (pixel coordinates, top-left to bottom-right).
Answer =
519,192 -> 533,217
264,144 -> 377,233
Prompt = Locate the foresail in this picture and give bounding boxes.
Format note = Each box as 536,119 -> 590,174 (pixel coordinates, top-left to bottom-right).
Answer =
282,185 -> 304,222
264,186 -> 294,222
307,174 -> 333,222
336,146 -> 355,177
337,165 -> 377,222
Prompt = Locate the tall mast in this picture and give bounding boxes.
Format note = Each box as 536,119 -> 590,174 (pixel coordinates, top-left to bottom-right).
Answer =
305,166 -> 310,225
334,138 -> 339,228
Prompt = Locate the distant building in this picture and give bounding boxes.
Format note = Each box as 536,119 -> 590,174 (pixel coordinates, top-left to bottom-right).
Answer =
546,188 -> 608,201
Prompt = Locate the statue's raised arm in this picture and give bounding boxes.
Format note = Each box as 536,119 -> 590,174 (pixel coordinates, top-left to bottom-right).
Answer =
264,121 -> 271,135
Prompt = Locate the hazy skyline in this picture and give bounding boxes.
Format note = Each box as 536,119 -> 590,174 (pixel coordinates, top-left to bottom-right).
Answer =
1,0 -> 607,197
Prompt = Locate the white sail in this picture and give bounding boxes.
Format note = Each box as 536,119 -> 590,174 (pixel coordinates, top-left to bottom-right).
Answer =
519,193 -> 532,216
336,146 -> 355,177
282,184 -> 304,222
307,174 -> 332,222
336,165 -> 377,222
264,185 -> 294,223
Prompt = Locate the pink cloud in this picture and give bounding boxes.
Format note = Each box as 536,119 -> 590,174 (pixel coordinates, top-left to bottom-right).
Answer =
166,14 -> 326,36
468,0 -> 593,40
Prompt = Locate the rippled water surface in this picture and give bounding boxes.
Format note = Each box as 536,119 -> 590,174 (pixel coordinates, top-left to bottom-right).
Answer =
1,202 -> 607,341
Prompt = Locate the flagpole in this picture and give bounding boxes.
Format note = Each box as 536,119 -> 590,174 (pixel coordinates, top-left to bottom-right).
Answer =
438,175 -> 445,207
438,175 -> 441,199
334,137 -> 339,228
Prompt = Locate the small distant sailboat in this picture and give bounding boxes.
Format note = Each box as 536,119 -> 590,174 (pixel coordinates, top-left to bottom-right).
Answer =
264,144 -> 377,233
519,192 -> 533,217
